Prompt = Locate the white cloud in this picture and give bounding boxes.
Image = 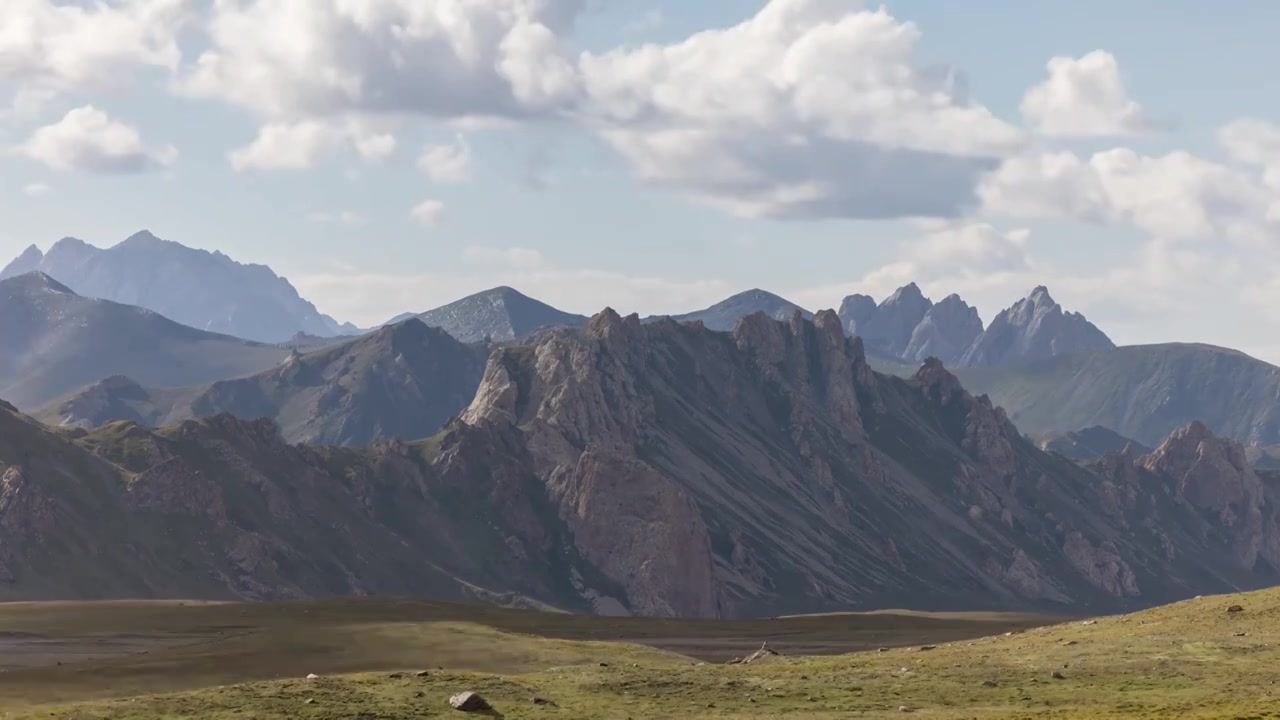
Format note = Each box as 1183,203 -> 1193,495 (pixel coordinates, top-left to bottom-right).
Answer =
21,182 -> 51,197
1021,51 -> 1146,138
980,148 -> 1279,245
230,119 -> 399,171
410,199 -> 446,226
577,1 -> 1024,220
307,210 -> 365,226
230,121 -> 343,172
0,0 -> 190,102
1220,117 -> 1280,188
418,136 -> 472,183
353,131 -> 396,162
180,0 -> 584,121
18,105 -> 176,173
463,246 -> 544,269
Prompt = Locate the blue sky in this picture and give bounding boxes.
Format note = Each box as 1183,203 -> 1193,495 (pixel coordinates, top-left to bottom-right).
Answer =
3,0 -> 1280,359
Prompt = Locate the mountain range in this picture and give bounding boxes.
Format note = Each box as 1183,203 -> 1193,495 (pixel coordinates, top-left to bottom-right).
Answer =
4,309 -> 1280,617
0,272 -> 292,409
956,343 -> 1280,448
35,320 -> 488,447
0,231 -> 358,343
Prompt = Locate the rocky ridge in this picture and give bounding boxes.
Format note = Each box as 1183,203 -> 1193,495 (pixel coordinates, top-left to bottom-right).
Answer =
2,310 -> 1277,617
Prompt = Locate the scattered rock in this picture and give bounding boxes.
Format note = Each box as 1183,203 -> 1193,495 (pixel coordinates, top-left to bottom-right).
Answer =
1063,640 -> 1079,646
387,672 -> 405,679
532,696 -> 555,706
415,670 -> 430,677
415,692 -> 424,698
1052,671 -> 1066,680
449,692 -> 491,712
599,662 -> 610,667
899,705 -> 913,713
1228,605 -> 1245,613
918,645 -> 937,651
877,647 -> 889,653
982,680 -> 999,688
1081,620 -> 1097,626
305,673 -> 320,680
1234,632 -> 1248,637
303,698 -> 315,705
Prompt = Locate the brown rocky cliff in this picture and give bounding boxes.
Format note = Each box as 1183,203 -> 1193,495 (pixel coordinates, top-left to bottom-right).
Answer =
1140,421 -> 1271,570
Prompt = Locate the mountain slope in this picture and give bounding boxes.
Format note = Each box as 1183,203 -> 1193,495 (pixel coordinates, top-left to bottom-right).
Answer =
406,287 -> 587,343
0,273 -> 291,409
956,343 -> 1280,447
0,231 -> 356,342
36,320 -> 488,446
959,286 -> 1114,367
4,310 -> 1279,617
0,407 -> 590,607
661,289 -> 812,331
455,310 -> 1280,616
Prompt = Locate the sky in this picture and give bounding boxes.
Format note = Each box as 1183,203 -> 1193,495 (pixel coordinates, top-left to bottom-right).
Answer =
2,1 -> 1280,360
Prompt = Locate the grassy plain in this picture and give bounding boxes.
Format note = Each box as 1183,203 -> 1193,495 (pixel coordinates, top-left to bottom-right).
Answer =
0,589 -> 1274,719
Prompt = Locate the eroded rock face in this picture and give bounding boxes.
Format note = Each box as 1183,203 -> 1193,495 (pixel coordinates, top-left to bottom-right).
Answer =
1142,422 -> 1269,569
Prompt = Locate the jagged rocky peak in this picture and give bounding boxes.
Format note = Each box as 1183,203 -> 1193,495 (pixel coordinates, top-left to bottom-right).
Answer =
120,229 -> 165,247
850,283 -> 936,357
837,293 -> 877,334
1141,420 -> 1258,510
586,306 -> 643,339
2,271 -> 76,296
0,245 -> 45,277
903,293 -> 984,365
959,285 -> 1114,368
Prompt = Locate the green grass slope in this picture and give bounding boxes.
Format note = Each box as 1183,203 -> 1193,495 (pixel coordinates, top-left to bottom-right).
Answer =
3,586 -> 1280,718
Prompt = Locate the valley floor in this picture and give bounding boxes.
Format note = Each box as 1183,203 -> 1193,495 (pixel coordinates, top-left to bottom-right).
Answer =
0,592 -> 1272,718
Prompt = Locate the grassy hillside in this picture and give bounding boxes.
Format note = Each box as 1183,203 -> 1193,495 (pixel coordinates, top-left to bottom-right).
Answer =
956,343 -> 1280,447
3,587 -> 1279,718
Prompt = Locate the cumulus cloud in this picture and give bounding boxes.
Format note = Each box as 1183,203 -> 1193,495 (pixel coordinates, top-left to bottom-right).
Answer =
1220,117 -> 1280,188
0,0 -> 189,102
18,105 -> 177,173
419,136 -> 473,183
980,148 -> 1279,245
410,199 -> 446,226
1021,51 -> 1146,138
230,121 -> 342,172
180,0 -> 584,121
577,1 -> 1024,220
229,119 -> 399,171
